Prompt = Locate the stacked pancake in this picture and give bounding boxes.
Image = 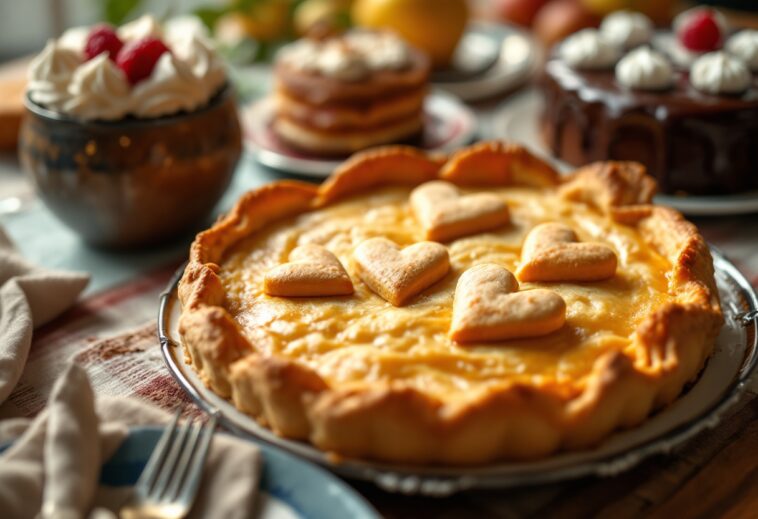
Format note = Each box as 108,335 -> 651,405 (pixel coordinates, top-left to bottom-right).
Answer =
273,31 -> 431,155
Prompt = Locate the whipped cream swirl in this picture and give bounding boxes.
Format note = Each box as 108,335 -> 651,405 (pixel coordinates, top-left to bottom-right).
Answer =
26,15 -> 227,121
117,14 -> 163,42
600,11 -> 653,49
63,54 -> 131,120
560,29 -> 621,70
690,51 -> 751,95
27,40 -> 81,111
278,31 -> 411,81
726,30 -> 758,72
615,47 -> 674,90
131,53 -> 206,118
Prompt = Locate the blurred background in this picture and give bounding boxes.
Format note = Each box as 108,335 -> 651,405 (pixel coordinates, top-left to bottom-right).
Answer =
2,0 -> 757,63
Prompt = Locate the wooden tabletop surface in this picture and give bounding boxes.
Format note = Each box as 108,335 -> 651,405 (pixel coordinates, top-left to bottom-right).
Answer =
357,386 -> 758,518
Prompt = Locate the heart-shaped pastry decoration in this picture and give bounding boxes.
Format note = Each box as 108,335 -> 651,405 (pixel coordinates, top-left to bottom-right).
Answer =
264,244 -> 353,297
516,223 -> 617,282
410,181 -> 510,242
354,237 -> 450,306
450,263 -> 566,343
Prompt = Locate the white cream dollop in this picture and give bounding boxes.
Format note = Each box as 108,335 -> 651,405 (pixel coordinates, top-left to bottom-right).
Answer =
63,54 -> 132,120
690,51 -> 751,95
27,40 -> 82,111
726,30 -> 758,72
345,31 -> 411,70
316,45 -> 371,81
278,31 -> 411,81
615,46 -> 675,90
600,11 -> 653,49
173,34 -> 227,99
131,52 -> 206,118
560,29 -> 621,70
118,14 -> 163,42
58,26 -> 89,52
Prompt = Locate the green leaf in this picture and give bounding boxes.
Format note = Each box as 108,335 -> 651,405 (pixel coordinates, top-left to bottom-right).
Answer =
193,6 -> 231,31
103,0 -> 143,25
232,0 -> 267,12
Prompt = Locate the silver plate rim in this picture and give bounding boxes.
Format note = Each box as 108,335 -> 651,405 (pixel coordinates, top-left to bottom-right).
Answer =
158,248 -> 757,496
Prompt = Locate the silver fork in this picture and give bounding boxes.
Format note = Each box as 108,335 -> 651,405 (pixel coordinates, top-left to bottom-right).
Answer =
121,410 -> 219,519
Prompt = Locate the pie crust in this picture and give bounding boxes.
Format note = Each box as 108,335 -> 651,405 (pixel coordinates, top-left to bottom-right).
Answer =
178,141 -> 723,464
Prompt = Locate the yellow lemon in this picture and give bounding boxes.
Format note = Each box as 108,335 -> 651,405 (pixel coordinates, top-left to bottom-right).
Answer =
352,0 -> 469,68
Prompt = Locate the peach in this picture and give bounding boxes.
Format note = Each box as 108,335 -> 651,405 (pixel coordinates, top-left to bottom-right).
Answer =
492,0 -> 551,27
534,0 -> 599,48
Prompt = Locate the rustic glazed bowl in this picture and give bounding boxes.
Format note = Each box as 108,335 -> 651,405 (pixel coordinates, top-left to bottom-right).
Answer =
19,85 -> 242,248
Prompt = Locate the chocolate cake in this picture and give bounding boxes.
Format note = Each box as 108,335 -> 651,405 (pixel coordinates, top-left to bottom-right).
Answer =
539,9 -> 758,195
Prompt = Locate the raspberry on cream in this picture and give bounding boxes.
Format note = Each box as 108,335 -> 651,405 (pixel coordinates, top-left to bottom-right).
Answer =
674,7 -> 727,52
25,15 -> 227,121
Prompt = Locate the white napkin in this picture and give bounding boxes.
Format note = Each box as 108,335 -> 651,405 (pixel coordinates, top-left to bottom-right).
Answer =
0,227 -> 89,402
0,363 -> 262,519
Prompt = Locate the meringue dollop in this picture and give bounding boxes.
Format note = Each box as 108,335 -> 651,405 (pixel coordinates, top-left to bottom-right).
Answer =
615,46 -> 675,90
690,51 -> 751,95
600,11 -> 653,49
560,29 -> 621,70
726,30 -> 758,72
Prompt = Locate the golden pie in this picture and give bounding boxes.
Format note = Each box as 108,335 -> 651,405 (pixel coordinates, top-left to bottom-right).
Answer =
178,141 -> 723,464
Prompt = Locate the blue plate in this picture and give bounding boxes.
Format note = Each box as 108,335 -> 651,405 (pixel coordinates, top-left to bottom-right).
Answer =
1,425 -> 379,519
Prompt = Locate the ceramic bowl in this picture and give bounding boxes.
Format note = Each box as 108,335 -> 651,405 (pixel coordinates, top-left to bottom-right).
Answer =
19,85 -> 242,248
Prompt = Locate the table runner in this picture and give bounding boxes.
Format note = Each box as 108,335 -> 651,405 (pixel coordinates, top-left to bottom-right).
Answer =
0,260 -> 754,518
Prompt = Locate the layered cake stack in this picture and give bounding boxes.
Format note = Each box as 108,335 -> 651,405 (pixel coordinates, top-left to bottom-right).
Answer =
273,30 -> 431,155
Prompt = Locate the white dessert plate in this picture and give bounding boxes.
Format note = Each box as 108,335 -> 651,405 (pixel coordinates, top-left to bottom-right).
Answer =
431,21 -> 542,101
491,90 -> 758,216
242,91 -> 477,178
158,249 -> 757,496
0,426 -> 379,519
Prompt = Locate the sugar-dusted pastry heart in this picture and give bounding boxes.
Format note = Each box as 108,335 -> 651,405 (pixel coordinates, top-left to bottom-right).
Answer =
354,237 -> 450,306
264,244 -> 353,297
410,181 -> 510,242
450,263 -> 566,343
516,223 -> 617,282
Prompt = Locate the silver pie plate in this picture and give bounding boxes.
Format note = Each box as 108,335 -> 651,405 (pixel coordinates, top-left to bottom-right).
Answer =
158,248 -> 757,496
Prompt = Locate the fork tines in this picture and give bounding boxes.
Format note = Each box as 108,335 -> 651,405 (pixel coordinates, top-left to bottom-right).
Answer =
133,409 -> 219,513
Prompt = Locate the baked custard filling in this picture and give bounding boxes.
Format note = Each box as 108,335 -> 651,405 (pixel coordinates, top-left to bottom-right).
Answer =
219,186 -> 673,400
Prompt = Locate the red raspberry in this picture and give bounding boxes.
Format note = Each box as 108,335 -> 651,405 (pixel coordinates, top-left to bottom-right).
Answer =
84,25 -> 123,61
116,38 -> 170,85
678,10 -> 722,52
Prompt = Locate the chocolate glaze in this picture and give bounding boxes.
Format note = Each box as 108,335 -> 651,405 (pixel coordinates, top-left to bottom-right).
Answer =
540,58 -> 758,195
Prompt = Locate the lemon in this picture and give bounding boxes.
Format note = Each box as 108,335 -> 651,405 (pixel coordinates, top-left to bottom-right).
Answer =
352,0 -> 469,68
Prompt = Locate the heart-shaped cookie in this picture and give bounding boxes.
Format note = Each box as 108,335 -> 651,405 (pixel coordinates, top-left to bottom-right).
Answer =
264,244 -> 353,297
450,263 -> 566,343
516,223 -> 617,282
410,181 -> 510,242
354,237 -> 450,306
